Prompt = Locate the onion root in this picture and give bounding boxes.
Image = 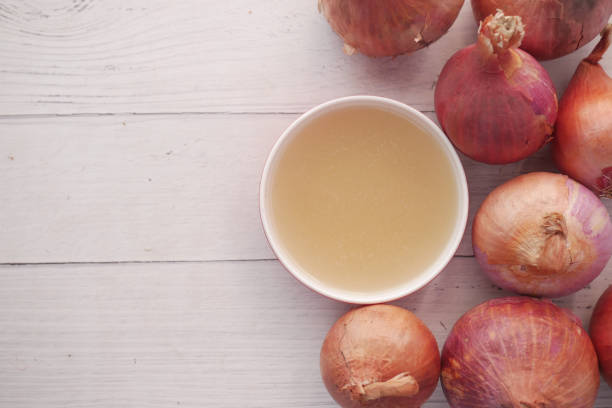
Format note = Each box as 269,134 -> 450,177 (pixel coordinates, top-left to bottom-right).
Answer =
343,372 -> 420,402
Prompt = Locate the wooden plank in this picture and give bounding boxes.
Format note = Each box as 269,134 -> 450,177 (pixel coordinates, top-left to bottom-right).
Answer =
0,0 -> 609,115
0,258 -> 610,407
4,113 -> 608,263
0,113 -> 273,263
0,113 -> 282,263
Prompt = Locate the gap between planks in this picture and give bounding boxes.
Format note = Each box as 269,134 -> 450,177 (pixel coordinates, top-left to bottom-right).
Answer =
0,255 -> 478,267
0,110 -> 434,120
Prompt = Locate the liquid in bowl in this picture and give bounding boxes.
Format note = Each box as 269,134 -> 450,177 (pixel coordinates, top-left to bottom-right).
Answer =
264,103 -> 463,299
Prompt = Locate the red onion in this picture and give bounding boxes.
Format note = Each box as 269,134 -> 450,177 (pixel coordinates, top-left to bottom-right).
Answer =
590,285 -> 612,388
442,297 -> 600,407
554,25 -> 612,198
320,305 -> 439,407
473,172 -> 612,297
435,11 -> 558,164
471,0 -> 612,60
318,0 -> 464,57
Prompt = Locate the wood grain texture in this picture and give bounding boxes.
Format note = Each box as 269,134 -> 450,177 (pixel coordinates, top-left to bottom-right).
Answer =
1,1 -> 612,407
0,0 -> 609,115
0,259 -> 611,407
4,113 -> 610,263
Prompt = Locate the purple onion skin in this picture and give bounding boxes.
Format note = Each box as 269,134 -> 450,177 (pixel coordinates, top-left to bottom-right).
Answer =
471,0 -> 612,60
435,45 -> 557,164
473,173 -> 612,298
441,297 -> 599,408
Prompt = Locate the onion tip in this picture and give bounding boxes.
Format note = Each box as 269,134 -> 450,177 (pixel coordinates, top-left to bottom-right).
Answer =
342,43 -> 356,56
586,24 -> 612,65
478,10 -> 525,55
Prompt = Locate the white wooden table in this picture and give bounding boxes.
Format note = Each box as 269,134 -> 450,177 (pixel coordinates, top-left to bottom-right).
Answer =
1,1 -> 611,406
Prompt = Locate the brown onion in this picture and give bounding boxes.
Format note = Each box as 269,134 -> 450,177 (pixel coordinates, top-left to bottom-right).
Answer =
435,11 -> 558,164
442,297 -> 600,407
471,0 -> 612,60
554,25 -> 612,198
320,305 -> 439,407
473,172 -> 612,297
318,0 -> 464,57
590,285 -> 612,388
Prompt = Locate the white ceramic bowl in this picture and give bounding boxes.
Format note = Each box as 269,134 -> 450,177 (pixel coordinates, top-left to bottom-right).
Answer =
260,96 -> 469,304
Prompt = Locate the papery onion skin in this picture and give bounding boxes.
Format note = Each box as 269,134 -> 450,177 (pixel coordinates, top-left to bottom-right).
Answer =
471,0 -> 612,60
320,305 -> 440,408
590,285 -> 612,388
318,0 -> 464,57
441,297 -> 600,408
554,25 -> 612,198
435,11 -> 558,164
473,172 -> 612,297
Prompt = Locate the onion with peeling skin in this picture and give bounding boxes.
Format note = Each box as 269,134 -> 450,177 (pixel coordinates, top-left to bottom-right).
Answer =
434,11 -> 558,164
320,305 -> 440,408
590,285 -> 612,388
441,297 -> 600,407
471,0 -> 612,60
473,172 -> 612,297
554,25 -> 612,198
318,0 -> 464,57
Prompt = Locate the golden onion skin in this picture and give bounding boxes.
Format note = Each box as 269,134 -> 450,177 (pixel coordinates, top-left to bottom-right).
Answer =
319,0 -> 464,57
553,26 -> 612,198
320,305 -> 440,408
472,172 -> 612,297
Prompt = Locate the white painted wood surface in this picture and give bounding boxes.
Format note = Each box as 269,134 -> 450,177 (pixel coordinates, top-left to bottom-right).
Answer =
0,1 -> 611,406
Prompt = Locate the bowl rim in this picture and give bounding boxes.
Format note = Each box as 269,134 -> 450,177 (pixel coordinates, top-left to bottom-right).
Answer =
259,95 -> 469,304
